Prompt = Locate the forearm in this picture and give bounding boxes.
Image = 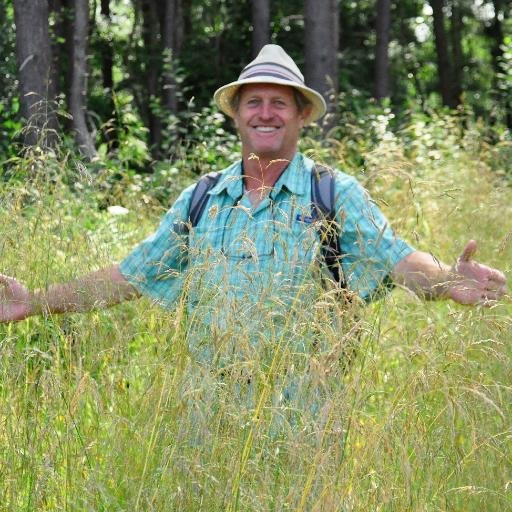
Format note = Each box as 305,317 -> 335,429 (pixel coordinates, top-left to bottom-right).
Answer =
30,264 -> 140,316
392,250 -> 454,300
392,242 -> 506,306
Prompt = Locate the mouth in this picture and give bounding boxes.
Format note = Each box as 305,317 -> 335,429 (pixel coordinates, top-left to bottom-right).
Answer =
253,126 -> 280,133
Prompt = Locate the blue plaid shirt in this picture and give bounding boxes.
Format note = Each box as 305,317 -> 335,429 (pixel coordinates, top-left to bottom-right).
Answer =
120,153 -> 414,311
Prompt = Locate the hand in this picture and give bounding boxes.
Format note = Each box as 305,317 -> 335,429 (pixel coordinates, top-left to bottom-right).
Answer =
448,240 -> 507,305
0,274 -> 32,322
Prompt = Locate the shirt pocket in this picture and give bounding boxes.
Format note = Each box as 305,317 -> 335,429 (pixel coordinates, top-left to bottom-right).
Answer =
188,224 -> 225,264
274,212 -> 319,268
221,208 -> 274,262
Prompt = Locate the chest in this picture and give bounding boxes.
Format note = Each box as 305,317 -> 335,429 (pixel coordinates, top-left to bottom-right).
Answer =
189,191 -> 321,267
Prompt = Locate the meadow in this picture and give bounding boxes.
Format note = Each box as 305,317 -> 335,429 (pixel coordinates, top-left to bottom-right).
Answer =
1,111 -> 511,511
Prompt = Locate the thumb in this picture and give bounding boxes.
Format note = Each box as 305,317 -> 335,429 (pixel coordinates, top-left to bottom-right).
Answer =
458,239 -> 477,262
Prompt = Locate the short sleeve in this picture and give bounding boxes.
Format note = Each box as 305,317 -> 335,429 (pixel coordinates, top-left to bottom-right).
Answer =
119,184 -> 196,308
335,175 -> 415,301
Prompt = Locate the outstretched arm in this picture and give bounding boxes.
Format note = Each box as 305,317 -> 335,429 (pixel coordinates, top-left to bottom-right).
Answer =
392,240 -> 507,305
0,264 -> 140,323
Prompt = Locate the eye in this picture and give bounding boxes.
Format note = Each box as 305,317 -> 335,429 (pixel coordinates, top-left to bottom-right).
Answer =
273,99 -> 287,107
246,98 -> 260,107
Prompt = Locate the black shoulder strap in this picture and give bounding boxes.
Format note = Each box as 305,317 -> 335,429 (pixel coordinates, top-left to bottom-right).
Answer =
173,171 -> 221,235
311,164 -> 346,288
176,167 -> 345,287
188,171 -> 221,227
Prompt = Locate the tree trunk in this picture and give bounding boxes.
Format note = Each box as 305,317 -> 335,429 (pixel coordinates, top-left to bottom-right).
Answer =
141,0 -> 163,157
70,0 -> 97,159
304,0 -> 339,129
182,0 -> 193,40
100,0 -> 113,93
450,1 -> 463,105
374,0 -> 391,100
488,0 -> 512,127
13,0 -> 58,148
99,0 -> 118,147
251,0 -> 270,57
430,0 -> 458,108
49,0 -> 63,99
161,0 -> 181,114
176,0 -> 185,53
488,0 -> 505,75
50,0 -> 73,111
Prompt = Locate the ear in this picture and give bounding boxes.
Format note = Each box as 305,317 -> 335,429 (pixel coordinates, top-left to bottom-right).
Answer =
299,105 -> 313,127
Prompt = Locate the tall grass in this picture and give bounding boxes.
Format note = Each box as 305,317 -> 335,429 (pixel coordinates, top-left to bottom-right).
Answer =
0,116 -> 511,511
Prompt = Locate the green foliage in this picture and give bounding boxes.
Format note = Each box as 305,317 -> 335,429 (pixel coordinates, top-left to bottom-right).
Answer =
4,0 -> 512,165
137,103 -> 240,203
180,0 -> 253,107
68,102 -> 241,210
0,116 -> 511,510
495,35 -> 512,127
2,21 -> 512,512
0,0 -> 21,162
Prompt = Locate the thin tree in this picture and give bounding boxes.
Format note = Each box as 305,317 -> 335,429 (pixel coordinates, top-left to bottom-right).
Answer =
100,0 -> 114,107
13,0 -> 58,148
251,0 -> 270,58
161,0 -> 184,115
69,0 -> 97,159
430,0 -> 459,108
486,0 -> 510,75
304,0 -> 339,128
374,0 -> 391,100
486,0 -> 512,127
49,0 -> 63,100
450,0 -> 463,103
49,0 -> 73,106
98,0 -> 118,148
140,0 -> 163,157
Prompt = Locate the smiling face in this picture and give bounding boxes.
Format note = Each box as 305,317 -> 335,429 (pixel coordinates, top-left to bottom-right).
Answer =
233,83 -> 311,163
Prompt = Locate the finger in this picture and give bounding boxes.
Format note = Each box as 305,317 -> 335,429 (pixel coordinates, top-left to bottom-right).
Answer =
479,286 -> 507,303
458,239 -> 477,262
485,268 -> 507,285
484,284 -> 507,297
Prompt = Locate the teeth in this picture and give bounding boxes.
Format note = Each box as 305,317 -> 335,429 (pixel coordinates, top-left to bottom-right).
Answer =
255,126 -> 278,132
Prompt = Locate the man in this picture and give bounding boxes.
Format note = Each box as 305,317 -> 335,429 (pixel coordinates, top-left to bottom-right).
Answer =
0,44 -> 507,323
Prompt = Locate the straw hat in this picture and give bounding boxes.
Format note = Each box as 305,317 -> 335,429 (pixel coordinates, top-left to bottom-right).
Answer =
214,44 -> 326,125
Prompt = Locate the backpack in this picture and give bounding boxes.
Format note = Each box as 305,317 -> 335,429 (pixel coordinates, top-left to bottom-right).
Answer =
180,164 -> 345,287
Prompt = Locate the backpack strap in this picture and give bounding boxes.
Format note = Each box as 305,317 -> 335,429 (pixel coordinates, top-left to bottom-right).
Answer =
311,164 -> 346,288
175,166 -> 345,287
188,171 -> 221,227
173,171 -> 221,235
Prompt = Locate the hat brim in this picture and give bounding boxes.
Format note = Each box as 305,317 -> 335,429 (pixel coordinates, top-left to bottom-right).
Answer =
214,77 -> 327,126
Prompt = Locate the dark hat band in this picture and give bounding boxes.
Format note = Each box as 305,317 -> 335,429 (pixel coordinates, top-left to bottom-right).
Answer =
239,63 -> 304,84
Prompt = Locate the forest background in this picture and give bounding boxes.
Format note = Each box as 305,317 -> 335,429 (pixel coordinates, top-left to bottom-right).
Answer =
2,1 -> 512,511
3,0 -> 512,167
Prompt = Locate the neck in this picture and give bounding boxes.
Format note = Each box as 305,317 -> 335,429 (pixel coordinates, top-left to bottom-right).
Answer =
242,150 -> 296,193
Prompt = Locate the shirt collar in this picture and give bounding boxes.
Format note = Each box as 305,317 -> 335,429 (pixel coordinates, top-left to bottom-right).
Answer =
271,152 -> 310,197
208,160 -> 244,200
208,152 -> 313,200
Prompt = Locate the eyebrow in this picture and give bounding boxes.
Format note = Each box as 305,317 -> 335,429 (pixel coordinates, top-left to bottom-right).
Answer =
244,94 -> 289,101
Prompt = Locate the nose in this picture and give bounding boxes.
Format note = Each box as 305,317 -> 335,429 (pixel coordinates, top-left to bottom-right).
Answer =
258,100 -> 274,120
